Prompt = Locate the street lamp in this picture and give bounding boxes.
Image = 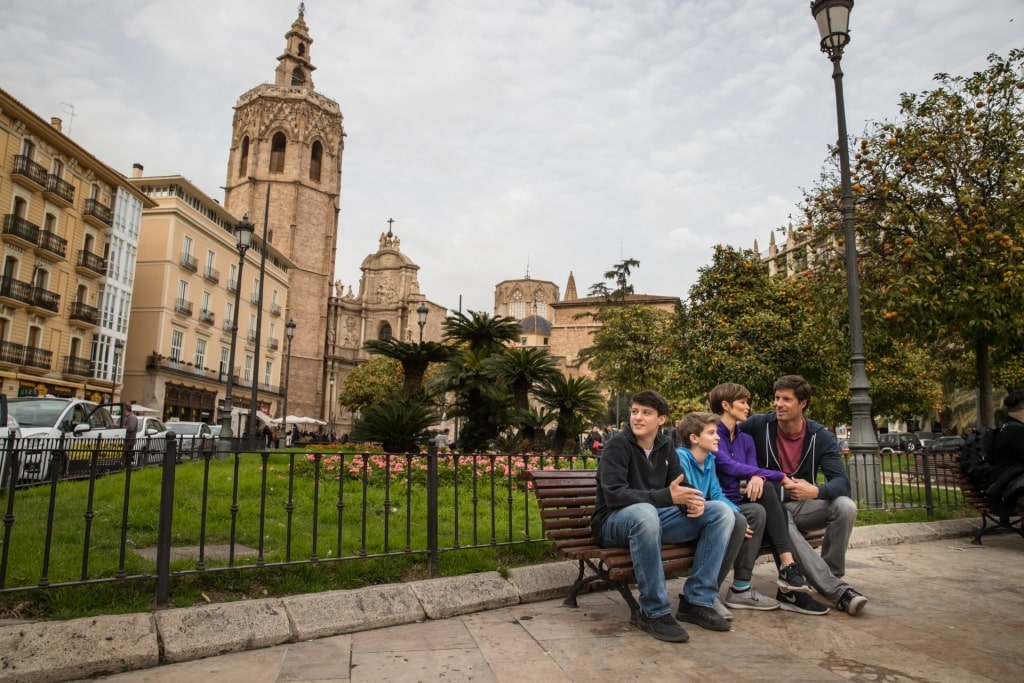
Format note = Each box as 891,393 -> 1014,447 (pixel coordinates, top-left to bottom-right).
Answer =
113,339 -> 125,401
810,0 -> 880,505
220,214 -> 254,441
328,374 -> 335,438
416,302 -> 428,343
282,318 -> 296,446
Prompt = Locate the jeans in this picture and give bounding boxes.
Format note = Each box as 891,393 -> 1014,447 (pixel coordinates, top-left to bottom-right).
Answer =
598,501 -> 736,618
784,496 -> 858,603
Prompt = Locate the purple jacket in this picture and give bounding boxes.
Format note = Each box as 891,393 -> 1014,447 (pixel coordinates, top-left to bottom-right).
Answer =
714,420 -> 784,503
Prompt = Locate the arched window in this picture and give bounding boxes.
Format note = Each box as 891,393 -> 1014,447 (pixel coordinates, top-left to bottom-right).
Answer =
291,68 -> 305,86
309,141 -> 323,182
378,323 -> 393,341
297,43 -> 306,57
13,196 -> 27,218
238,136 -> 249,177
269,132 -> 286,173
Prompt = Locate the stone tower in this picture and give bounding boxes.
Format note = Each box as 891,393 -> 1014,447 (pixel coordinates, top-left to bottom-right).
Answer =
223,5 -> 344,422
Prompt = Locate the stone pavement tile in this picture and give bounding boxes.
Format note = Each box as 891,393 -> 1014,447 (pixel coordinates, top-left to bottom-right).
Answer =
277,637 -> 352,681
487,657 -> 572,683
351,615 -> 476,654
87,645 -> 287,682
460,610 -> 553,663
349,649 -> 495,683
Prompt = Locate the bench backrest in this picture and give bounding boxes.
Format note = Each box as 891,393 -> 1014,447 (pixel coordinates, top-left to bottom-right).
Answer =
521,469 -> 599,552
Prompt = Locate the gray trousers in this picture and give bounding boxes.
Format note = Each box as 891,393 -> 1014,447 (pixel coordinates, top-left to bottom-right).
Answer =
785,496 -> 858,603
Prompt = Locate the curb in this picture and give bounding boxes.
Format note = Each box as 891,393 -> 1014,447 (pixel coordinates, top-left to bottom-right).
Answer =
0,518 -> 983,683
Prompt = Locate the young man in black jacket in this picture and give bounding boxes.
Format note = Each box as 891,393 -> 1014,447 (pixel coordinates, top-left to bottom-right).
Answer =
592,390 -> 737,642
739,375 -> 867,616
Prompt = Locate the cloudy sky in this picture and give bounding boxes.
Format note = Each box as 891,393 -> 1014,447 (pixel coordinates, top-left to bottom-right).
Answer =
1,1 -> 1019,315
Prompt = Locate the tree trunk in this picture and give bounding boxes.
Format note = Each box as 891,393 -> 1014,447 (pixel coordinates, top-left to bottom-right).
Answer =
975,338 -> 994,429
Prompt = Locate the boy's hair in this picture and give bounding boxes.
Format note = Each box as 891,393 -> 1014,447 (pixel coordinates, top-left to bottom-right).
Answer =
774,374 -> 813,404
676,411 -> 720,448
707,383 -> 751,415
1004,390 -> 1024,411
631,390 -> 669,416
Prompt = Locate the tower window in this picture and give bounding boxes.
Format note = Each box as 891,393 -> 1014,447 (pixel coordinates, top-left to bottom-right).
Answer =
298,43 -> 306,57
291,68 -> 305,86
239,136 -> 249,177
270,132 -> 286,173
310,141 -> 323,182
378,323 -> 393,341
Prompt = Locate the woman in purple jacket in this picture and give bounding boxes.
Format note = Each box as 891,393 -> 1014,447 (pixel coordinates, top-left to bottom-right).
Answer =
710,383 -> 826,615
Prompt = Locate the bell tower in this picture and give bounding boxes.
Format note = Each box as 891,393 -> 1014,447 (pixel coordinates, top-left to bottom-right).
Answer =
223,3 -> 344,423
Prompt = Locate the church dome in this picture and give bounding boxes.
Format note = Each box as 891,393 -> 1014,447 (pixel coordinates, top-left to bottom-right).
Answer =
519,315 -> 551,335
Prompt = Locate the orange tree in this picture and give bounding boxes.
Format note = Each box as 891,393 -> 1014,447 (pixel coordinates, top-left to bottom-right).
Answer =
799,49 -> 1024,427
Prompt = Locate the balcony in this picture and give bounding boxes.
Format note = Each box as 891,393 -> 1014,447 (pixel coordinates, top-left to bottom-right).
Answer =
75,250 -> 106,277
0,276 -> 34,307
36,230 -> 68,258
2,214 -> 40,248
22,346 -> 53,373
83,198 -> 113,228
270,302 -> 281,317
227,278 -> 238,294
29,286 -> 60,316
175,298 -> 194,317
250,292 -> 260,305
199,309 -> 215,325
11,155 -> 48,190
68,301 -> 100,328
180,254 -> 198,272
268,337 -> 279,351
62,355 -> 94,378
146,353 -> 224,382
0,341 -> 25,367
247,330 -> 258,342
203,266 -> 220,284
44,174 -> 75,206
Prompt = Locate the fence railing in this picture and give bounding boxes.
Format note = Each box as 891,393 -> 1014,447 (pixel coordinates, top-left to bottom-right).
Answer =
0,438 -> 970,607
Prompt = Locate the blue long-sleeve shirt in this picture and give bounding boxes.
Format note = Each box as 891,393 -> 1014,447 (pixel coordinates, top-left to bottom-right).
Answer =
714,421 -> 785,504
675,446 -> 739,513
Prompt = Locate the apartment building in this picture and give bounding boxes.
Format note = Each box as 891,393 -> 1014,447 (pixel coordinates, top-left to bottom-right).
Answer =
124,172 -> 293,426
0,87 -> 152,402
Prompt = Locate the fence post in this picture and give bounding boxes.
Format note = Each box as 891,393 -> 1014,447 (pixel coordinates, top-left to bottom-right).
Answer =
426,450 -> 439,577
155,432 -> 177,607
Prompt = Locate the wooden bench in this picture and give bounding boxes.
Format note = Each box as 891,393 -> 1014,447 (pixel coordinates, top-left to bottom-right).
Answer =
951,467 -> 1024,545
902,452 -> 959,487
521,469 -> 825,622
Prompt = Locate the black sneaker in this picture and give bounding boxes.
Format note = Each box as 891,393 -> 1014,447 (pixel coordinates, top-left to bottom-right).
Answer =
836,588 -> 867,616
775,588 -> 830,615
777,563 -> 813,593
675,595 -> 731,631
637,612 -> 690,642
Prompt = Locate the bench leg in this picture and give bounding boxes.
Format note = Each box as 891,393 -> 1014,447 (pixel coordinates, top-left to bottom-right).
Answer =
563,560 -> 589,608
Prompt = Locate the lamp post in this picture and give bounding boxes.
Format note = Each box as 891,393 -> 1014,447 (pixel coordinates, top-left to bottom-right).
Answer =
282,318 -> 296,446
220,214 -> 254,441
811,0 -> 880,506
113,339 -> 124,402
328,375 -> 335,439
416,302 -> 428,343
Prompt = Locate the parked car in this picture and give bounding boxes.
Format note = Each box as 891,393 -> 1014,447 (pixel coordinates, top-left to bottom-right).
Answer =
0,397 -> 21,490
924,435 -> 965,454
7,397 -> 126,481
131,415 -> 169,466
877,431 -> 926,454
167,421 -> 215,458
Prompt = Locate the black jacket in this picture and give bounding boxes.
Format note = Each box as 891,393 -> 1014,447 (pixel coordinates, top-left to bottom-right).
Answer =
591,424 -> 683,538
739,412 -> 850,501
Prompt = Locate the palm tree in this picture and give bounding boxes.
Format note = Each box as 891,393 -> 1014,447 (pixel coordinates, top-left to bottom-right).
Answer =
483,347 -> 560,413
430,348 -> 512,451
443,310 -> 521,352
534,374 -> 606,454
350,391 -> 436,452
363,339 -> 451,394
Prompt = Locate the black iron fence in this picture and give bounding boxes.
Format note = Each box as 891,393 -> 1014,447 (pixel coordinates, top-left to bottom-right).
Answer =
0,435 -> 970,607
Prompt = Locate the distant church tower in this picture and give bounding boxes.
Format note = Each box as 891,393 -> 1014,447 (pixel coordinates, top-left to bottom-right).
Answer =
223,4 -> 344,422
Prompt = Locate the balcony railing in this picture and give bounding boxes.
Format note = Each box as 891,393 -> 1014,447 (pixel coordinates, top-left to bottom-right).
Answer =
0,276 -> 34,306
30,286 -> 60,313
23,346 -> 53,371
76,250 -> 106,275
227,279 -> 238,294
268,337 -> 279,350
199,309 -> 215,325
270,302 -> 281,316
223,321 -> 236,333
68,301 -> 100,325
11,155 -> 48,187
0,340 -> 26,365
83,198 -> 113,226
2,214 -> 40,246
247,330 -> 258,342
45,175 -> 75,204
37,231 -> 68,258
62,355 -> 94,377
175,298 -> 194,316
203,267 -> 220,284
180,254 -> 198,272
146,353 -> 225,382
250,293 -> 260,305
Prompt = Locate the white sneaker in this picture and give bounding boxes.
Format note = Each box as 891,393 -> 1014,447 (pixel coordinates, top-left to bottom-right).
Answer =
724,586 -> 780,611
712,596 -> 733,621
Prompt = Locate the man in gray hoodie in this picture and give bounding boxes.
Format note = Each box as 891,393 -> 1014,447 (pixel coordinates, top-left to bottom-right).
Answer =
739,375 -> 867,616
